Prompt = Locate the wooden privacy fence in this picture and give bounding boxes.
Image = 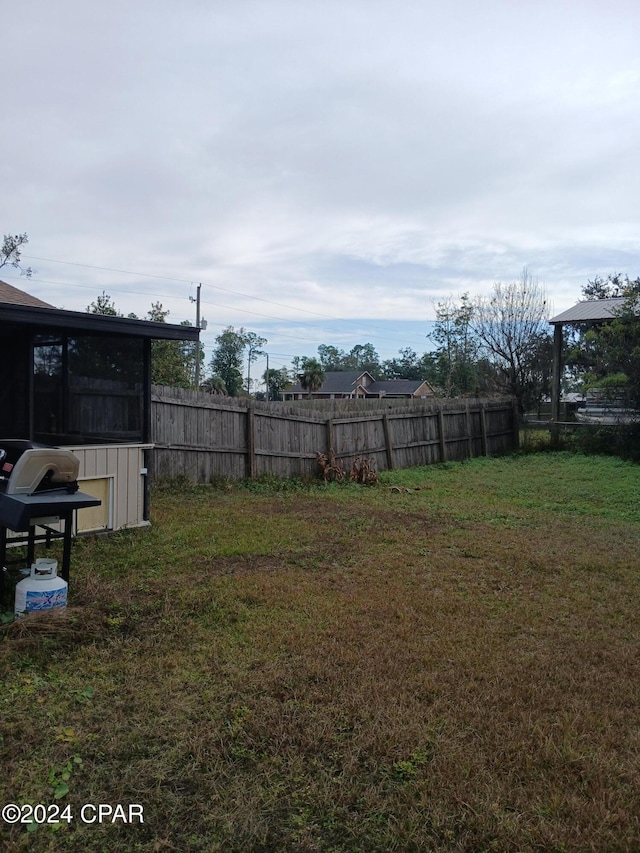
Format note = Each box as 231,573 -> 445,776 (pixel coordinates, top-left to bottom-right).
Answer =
150,386 -> 519,483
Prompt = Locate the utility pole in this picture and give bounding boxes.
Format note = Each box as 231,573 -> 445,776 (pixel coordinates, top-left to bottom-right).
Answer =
189,283 -> 205,389
265,352 -> 269,401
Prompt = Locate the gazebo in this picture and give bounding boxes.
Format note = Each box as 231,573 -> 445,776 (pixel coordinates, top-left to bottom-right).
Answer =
549,297 -> 626,423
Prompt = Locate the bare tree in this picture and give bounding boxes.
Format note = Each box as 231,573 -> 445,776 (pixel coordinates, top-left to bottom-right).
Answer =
472,269 -> 551,413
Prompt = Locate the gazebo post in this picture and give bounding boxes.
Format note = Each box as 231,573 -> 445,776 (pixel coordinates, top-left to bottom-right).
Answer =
550,322 -> 563,446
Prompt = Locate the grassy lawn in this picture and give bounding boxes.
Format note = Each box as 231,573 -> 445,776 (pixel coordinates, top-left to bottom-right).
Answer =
1,452 -> 640,852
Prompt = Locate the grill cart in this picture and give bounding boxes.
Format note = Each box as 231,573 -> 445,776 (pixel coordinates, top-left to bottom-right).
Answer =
0,440 -> 100,603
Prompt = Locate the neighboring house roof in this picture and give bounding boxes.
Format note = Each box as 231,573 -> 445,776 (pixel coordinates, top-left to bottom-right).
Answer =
0,282 -> 199,342
549,298 -> 626,325
288,370 -> 373,395
0,279 -> 55,309
366,379 -> 432,396
286,370 -> 433,397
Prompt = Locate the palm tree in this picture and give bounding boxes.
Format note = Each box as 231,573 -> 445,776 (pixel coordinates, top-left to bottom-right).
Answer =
298,358 -> 325,398
201,375 -> 227,395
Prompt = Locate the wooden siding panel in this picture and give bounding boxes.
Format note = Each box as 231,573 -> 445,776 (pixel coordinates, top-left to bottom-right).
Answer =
63,444 -> 148,532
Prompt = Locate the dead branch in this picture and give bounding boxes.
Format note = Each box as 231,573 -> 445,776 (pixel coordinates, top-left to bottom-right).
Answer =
316,449 -> 345,483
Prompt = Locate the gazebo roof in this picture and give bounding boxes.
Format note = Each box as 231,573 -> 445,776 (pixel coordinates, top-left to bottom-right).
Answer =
549,298 -> 626,325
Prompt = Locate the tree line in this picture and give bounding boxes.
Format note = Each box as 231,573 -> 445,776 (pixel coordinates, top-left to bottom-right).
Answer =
99,269 -> 553,413
274,270 -> 554,412
5,233 -> 638,414
138,269 -> 640,417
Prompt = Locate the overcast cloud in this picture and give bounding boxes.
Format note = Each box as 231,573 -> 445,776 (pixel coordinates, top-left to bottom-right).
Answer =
2,0 -> 640,371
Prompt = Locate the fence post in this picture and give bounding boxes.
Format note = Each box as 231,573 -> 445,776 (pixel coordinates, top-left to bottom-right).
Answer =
465,403 -> 473,459
247,405 -> 256,479
382,414 -> 395,470
480,404 -> 488,456
438,407 -> 447,462
512,399 -> 520,451
326,418 -> 334,455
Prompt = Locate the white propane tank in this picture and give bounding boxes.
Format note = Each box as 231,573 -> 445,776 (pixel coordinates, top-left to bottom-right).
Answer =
14,559 -> 68,618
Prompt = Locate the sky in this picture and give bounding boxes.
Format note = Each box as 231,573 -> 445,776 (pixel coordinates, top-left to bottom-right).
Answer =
2,0 -> 640,386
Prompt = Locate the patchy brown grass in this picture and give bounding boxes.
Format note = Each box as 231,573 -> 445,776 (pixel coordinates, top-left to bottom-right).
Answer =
1,452 -> 639,852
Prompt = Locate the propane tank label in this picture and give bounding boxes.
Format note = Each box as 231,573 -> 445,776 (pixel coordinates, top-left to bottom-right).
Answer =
23,588 -> 67,612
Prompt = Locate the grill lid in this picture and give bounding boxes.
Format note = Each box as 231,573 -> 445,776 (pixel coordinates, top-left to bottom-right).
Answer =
0,440 -> 79,495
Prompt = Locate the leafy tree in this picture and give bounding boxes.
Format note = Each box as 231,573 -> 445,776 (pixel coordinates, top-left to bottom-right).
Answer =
381,348 -> 441,386
147,302 -> 193,388
245,331 -> 267,394
346,343 -> 382,377
318,343 -> 383,379
581,273 -> 640,300
316,343 -> 381,376
1,232 -> 32,277
182,320 -> 205,389
382,347 -> 423,380
471,270 -> 552,413
87,291 -> 122,316
416,351 -> 443,387
429,293 -> 480,396
317,345 -> 346,371
298,357 -> 325,397
209,326 -> 251,397
264,367 -> 291,401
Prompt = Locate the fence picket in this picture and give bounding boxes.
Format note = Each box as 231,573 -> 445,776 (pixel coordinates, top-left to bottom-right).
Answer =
150,386 -> 517,482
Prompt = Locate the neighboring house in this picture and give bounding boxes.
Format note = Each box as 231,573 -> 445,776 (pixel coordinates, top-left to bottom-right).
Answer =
0,281 -> 199,535
283,370 -> 435,400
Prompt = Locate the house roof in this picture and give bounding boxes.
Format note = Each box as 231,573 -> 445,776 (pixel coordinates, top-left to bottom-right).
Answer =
0,281 -> 199,341
367,379 -> 432,395
287,370 -> 432,396
0,279 -> 55,309
549,298 -> 626,325
288,370 -> 371,394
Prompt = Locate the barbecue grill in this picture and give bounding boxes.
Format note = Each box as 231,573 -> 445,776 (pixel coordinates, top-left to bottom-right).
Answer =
0,440 -> 101,600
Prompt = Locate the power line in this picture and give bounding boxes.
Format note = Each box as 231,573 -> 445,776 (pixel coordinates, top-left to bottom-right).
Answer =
22,254 -> 365,322
21,254 -> 431,348
9,270 -> 428,352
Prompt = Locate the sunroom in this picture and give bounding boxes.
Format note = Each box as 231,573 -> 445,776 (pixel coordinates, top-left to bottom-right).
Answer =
0,281 -> 199,534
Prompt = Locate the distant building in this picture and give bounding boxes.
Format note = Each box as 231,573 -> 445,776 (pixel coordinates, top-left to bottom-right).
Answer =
575,388 -> 637,425
283,370 -> 435,401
